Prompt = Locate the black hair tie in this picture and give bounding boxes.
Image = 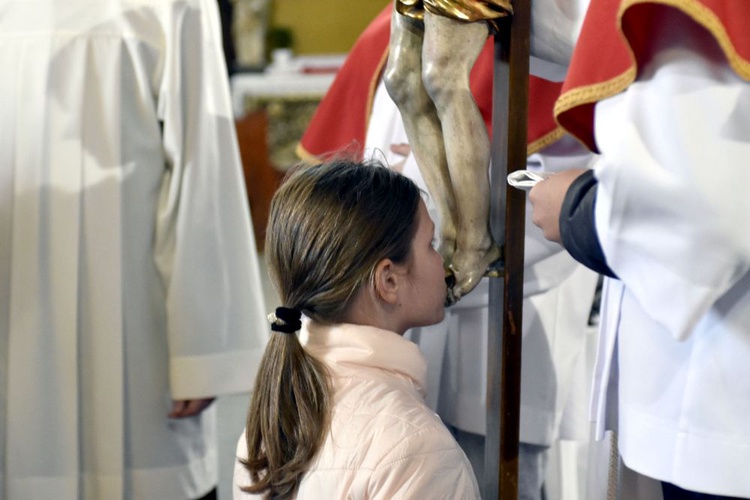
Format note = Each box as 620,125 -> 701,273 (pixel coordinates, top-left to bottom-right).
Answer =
267,306 -> 302,334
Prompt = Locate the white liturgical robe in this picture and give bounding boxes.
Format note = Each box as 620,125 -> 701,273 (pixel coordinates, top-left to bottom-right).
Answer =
590,14 -> 750,498
0,1 -> 268,499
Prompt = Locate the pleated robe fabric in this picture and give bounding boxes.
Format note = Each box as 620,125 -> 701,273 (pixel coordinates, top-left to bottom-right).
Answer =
0,0 -> 268,498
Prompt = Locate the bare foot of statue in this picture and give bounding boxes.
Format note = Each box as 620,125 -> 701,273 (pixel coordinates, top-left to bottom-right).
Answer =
445,241 -> 503,306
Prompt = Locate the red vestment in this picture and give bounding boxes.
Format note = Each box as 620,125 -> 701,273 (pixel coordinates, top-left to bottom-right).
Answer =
555,0 -> 750,153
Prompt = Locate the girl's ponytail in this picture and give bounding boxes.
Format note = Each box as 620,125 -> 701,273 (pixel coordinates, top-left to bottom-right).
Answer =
241,307 -> 330,499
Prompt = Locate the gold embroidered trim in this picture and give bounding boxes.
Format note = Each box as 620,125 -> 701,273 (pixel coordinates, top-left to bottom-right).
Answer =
554,68 -> 636,133
527,126 -> 566,157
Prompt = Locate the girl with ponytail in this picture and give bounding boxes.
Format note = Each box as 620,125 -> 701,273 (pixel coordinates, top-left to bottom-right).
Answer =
234,159 -> 479,499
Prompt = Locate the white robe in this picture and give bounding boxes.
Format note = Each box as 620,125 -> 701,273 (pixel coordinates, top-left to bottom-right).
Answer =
0,1 -> 268,499
590,12 -> 750,498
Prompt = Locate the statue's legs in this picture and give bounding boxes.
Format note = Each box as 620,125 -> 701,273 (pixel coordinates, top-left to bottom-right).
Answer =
422,12 -> 501,302
383,5 -> 458,264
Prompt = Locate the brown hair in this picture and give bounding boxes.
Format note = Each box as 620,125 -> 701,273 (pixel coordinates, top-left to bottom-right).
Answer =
242,159 -> 422,498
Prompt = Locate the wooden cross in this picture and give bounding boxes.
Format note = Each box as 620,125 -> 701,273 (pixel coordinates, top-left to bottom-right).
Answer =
485,0 -> 531,498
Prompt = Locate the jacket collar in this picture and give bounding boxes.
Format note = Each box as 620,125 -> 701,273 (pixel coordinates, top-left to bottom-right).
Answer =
303,321 -> 427,395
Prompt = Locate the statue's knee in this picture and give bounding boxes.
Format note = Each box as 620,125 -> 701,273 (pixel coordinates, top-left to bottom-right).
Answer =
423,61 -> 469,109
422,63 -> 448,104
383,69 -> 407,106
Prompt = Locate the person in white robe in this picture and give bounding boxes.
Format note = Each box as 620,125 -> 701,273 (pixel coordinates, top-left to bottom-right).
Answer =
0,0 -> 268,499
530,5 -> 750,499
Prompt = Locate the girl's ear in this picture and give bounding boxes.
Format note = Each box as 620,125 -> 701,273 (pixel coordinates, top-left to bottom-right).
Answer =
373,258 -> 401,305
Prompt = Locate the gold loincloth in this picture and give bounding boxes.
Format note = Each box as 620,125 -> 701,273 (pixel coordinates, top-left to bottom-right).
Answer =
396,0 -> 512,32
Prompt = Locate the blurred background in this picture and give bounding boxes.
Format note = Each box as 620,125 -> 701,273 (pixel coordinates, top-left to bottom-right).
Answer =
219,0 -> 387,71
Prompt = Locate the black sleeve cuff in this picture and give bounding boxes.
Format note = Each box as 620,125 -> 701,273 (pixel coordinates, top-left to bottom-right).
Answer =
559,170 -> 618,279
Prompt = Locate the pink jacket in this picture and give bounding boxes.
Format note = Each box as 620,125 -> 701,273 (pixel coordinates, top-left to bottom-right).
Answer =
234,322 -> 480,499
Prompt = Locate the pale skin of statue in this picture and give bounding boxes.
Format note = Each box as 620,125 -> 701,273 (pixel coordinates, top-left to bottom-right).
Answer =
383,6 -> 502,305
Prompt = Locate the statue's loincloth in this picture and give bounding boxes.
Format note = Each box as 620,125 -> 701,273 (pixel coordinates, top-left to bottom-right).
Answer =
396,0 -> 512,32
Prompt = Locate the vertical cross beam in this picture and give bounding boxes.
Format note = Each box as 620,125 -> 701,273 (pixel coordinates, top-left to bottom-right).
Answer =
485,0 -> 531,498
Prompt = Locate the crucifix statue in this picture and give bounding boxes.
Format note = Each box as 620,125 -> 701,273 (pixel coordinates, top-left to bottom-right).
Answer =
383,0 -> 512,304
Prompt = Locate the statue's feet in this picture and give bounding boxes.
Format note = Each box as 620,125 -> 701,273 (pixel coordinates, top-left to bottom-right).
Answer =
445,243 -> 503,306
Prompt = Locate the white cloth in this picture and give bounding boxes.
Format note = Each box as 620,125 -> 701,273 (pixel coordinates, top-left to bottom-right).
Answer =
529,0 -> 591,81
0,1 -> 268,499
233,322 -> 480,499
590,12 -> 750,497
365,81 -> 598,445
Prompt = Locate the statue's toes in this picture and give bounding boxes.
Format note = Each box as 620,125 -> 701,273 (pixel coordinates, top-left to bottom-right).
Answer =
450,268 -> 484,303
447,245 -> 503,304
